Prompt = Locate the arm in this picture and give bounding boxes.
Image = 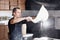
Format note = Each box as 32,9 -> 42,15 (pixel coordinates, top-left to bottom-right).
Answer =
22,24 -> 27,36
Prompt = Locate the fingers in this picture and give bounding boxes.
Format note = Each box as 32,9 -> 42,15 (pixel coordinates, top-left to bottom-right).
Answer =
25,16 -> 33,22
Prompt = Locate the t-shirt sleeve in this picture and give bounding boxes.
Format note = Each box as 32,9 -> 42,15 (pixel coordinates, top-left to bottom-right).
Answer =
8,20 -> 11,35
8,18 -> 13,35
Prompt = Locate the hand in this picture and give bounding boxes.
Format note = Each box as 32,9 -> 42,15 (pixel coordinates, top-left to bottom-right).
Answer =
25,16 -> 33,22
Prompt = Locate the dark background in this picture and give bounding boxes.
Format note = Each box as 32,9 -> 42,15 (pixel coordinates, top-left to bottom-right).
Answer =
25,0 -> 60,10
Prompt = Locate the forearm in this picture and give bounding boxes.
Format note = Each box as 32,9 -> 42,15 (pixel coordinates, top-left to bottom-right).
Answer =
22,24 -> 27,36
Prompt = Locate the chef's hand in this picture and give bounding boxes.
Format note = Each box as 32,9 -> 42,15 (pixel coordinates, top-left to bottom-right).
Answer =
25,16 -> 33,22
